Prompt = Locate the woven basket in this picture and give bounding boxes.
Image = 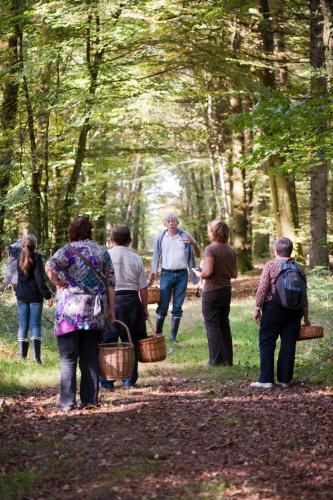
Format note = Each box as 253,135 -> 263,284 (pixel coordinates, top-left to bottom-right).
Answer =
137,318 -> 167,363
297,325 -> 324,341
147,287 -> 160,304
99,320 -> 135,380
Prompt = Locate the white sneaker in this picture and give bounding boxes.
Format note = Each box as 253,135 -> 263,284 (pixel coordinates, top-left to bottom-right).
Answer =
250,381 -> 273,389
276,381 -> 289,388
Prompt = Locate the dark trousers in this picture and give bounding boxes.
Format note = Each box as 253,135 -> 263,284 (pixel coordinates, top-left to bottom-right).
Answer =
259,300 -> 302,383
102,291 -> 147,386
202,287 -> 233,366
57,329 -> 101,407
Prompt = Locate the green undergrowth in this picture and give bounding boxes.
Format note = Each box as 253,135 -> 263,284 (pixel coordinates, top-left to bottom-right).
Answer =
0,272 -> 332,395
0,471 -> 40,500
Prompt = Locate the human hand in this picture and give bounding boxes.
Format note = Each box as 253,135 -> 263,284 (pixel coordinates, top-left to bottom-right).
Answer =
46,299 -> 53,307
192,267 -> 202,278
253,308 -> 261,325
303,318 -> 311,326
182,233 -> 195,245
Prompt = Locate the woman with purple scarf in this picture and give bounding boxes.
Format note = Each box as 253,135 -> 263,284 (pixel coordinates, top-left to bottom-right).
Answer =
45,216 -> 115,411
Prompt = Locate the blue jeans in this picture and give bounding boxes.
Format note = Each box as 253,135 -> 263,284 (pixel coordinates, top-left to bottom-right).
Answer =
17,301 -> 43,340
156,269 -> 188,319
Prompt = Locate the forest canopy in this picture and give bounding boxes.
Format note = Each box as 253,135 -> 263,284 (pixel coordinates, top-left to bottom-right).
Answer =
0,0 -> 332,270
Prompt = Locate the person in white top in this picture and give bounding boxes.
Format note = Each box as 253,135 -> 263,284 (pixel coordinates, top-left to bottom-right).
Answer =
148,213 -> 200,341
101,224 -> 148,389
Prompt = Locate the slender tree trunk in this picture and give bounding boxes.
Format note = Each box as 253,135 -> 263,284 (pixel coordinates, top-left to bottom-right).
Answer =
0,9 -> 19,256
258,0 -> 302,257
130,155 -> 143,250
131,179 -> 143,250
320,0 -> 333,83
18,30 -> 43,240
55,9 -> 106,247
125,154 -> 142,225
205,94 -> 222,218
230,96 -> 252,272
309,0 -> 329,266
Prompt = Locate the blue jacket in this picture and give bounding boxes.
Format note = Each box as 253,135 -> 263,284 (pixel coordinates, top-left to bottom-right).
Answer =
150,228 -> 200,284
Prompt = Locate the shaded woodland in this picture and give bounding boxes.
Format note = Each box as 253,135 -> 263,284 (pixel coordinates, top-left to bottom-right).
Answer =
1,0 -> 332,270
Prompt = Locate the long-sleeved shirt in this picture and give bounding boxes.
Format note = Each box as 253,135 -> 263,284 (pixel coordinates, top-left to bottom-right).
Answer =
255,258 -> 308,310
150,228 -> 200,284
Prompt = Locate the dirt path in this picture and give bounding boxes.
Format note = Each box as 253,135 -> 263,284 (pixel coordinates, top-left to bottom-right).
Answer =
1,376 -> 332,499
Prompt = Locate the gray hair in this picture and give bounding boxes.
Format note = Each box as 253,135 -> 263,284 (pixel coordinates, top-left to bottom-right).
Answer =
163,212 -> 179,223
273,237 -> 293,257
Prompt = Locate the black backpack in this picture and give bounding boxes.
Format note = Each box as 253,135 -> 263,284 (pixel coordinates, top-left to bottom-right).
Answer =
273,259 -> 306,310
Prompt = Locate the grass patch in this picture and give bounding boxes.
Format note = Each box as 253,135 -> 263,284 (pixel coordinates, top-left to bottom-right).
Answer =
0,273 -> 332,395
0,471 -> 40,500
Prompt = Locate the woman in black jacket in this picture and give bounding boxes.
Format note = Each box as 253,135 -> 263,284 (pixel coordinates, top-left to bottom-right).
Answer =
10,235 -> 52,363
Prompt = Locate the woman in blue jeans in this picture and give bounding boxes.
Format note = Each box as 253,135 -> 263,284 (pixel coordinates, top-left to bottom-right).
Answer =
9,235 -> 52,363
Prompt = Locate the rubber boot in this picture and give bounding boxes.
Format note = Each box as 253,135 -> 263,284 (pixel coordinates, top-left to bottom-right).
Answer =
170,316 -> 181,342
156,317 -> 165,334
18,340 -> 29,360
32,338 -> 42,364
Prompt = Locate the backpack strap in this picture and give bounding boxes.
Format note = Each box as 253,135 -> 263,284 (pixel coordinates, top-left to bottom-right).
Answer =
68,246 -> 107,287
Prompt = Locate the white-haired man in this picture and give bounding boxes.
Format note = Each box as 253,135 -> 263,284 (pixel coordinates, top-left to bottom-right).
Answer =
148,213 -> 200,341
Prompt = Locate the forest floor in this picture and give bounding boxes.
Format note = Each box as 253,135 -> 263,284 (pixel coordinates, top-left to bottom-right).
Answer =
1,379 -> 332,499
0,276 -> 332,499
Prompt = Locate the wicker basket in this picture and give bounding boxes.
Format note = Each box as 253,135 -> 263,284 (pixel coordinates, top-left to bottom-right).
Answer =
297,325 -> 324,341
137,318 -> 167,363
147,287 -> 160,304
99,320 -> 135,380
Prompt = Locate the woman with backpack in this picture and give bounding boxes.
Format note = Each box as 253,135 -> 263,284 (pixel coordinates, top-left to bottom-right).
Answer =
250,237 -> 310,389
9,235 -> 52,363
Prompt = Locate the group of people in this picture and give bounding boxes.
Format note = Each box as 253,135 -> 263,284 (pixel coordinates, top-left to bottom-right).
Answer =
7,212 -> 309,410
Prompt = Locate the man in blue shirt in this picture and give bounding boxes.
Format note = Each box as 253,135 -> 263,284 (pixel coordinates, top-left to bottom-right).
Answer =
148,213 -> 200,341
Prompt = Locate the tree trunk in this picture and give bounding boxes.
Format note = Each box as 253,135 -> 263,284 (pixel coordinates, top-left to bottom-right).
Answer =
0,3 -> 20,256
131,179 -> 143,250
18,30 -> 43,241
230,96 -> 252,272
320,0 -> 333,83
55,10 -> 105,247
309,0 -> 329,266
258,0 -> 302,258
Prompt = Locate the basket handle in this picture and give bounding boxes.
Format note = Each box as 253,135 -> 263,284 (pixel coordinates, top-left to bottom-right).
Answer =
111,319 -> 133,345
147,317 -> 161,337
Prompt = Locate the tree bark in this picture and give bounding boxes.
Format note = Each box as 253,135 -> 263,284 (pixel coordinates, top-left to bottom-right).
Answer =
258,0 -> 302,257
0,2 -> 20,256
320,0 -> 333,83
229,96 -> 252,272
54,9 -> 106,247
309,0 -> 329,266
